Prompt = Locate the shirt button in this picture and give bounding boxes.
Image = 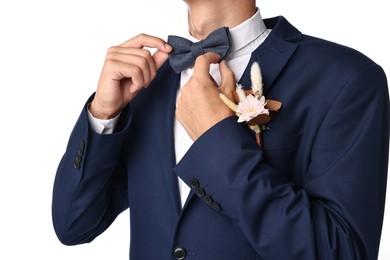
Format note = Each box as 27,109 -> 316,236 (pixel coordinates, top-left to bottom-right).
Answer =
173,246 -> 187,260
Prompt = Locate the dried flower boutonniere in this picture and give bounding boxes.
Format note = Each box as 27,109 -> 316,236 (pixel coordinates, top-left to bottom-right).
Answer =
220,62 -> 282,147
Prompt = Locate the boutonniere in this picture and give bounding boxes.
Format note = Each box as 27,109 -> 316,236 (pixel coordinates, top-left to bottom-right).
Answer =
220,62 -> 282,147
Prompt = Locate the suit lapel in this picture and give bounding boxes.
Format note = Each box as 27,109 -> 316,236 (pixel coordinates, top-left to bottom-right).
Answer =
238,16 -> 301,93
153,65 -> 182,214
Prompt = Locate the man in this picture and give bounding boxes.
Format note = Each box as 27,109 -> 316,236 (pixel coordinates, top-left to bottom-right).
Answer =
52,0 -> 389,259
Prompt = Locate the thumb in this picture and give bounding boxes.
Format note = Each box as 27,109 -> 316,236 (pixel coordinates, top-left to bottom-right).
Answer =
219,60 -> 236,100
153,48 -> 170,70
153,43 -> 172,70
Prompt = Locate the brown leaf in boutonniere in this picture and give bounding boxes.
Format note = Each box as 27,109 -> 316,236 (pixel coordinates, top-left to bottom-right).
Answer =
220,62 -> 282,147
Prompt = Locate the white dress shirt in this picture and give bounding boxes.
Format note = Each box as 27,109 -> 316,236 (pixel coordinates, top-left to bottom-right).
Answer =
88,8 -> 271,208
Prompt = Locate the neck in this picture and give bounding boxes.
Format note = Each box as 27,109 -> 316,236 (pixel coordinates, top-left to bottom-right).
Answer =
184,0 -> 256,39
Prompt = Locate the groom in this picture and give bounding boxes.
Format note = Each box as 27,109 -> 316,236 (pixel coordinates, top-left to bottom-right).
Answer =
52,0 -> 389,259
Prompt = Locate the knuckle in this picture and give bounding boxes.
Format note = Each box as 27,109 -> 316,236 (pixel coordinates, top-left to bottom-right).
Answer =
136,33 -> 150,41
140,49 -> 152,58
105,51 -> 116,61
107,46 -> 118,54
138,56 -> 149,67
137,33 -> 146,38
130,65 -> 142,76
103,59 -> 117,70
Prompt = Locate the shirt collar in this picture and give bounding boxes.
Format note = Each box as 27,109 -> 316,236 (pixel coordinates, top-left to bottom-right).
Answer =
229,8 -> 267,54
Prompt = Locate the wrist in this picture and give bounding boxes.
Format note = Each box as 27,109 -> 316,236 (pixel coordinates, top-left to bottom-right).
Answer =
89,100 -> 121,120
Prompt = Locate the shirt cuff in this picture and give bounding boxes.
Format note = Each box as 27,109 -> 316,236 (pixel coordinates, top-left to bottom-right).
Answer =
87,106 -> 120,134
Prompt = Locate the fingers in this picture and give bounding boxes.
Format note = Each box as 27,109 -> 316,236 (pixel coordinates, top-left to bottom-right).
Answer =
120,33 -> 172,54
104,34 -> 172,92
153,50 -> 170,70
219,60 -> 236,100
106,47 -> 156,87
192,52 -> 221,77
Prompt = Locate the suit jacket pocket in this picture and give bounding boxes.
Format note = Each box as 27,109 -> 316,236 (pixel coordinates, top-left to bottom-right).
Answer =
261,132 -> 301,179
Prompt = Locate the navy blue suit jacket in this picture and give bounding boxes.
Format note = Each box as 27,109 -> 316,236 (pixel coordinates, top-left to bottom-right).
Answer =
52,16 -> 389,259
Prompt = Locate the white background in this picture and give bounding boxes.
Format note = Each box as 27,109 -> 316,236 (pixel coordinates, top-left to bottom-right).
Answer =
0,0 -> 389,259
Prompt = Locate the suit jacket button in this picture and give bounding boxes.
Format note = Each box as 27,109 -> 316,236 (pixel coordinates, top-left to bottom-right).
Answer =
189,178 -> 200,189
79,140 -> 85,150
196,188 -> 205,197
211,201 -> 221,211
75,155 -> 82,163
73,161 -> 80,169
173,246 -> 186,260
203,195 -> 213,204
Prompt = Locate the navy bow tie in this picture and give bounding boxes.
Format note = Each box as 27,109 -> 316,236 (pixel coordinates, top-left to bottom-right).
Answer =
167,27 -> 232,74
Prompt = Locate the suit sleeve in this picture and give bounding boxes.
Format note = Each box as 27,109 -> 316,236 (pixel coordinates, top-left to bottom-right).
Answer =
174,64 -> 389,259
51,96 -> 132,245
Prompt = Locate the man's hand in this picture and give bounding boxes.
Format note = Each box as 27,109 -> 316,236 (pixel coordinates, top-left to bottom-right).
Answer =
90,34 -> 172,119
176,52 -> 236,141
